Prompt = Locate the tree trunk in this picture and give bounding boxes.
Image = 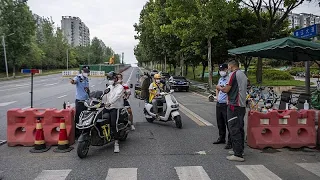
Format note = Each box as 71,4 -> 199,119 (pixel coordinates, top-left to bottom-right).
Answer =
207,38 -> 213,89
185,63 -> 188,76
165,55 -> 167,72
201,61 -> 207,81
180,55 -> 184,76
256,57 -> 262,84
193,65 -> 196,79
170,63 -> 172,73
12,65 -> 16,78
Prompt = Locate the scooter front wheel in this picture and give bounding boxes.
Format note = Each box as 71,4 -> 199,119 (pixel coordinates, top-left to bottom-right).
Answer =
77,140 -> 90,159
174,115 -> 182,129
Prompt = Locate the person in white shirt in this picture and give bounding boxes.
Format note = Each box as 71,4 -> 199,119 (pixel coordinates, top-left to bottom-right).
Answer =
102,71 -> 124,153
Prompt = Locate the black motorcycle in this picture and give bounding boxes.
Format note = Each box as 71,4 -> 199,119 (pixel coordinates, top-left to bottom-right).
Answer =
76,90 -> 130,159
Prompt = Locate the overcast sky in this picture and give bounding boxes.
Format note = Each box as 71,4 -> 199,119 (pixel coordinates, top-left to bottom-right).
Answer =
27,0 -> 319,64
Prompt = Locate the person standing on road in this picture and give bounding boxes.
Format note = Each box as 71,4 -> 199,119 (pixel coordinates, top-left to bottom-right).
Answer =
217,60 -> 247,162
70,66 -> 90,139
117,73 -> 135,131
104,72 -> 125,153
213,64 -> 232,150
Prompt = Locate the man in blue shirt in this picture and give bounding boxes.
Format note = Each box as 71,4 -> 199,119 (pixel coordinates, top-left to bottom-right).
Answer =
70,66 -> 90,138
213,64 -> 232,149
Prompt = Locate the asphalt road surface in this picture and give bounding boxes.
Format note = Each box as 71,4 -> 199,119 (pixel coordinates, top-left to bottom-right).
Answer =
0,67 -> 320,180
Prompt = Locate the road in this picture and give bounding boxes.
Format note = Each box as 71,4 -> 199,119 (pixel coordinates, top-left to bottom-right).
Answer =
0,67 -> 320,180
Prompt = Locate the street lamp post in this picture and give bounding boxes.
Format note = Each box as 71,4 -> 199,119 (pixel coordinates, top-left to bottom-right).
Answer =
66,49 -> 69,71
1,33 -> 14,79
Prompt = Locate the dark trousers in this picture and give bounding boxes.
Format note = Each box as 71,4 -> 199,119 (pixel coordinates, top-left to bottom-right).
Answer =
75,99 -> 87,137
216,103 -> 231,144
97,108 -> 119,140
227,105 -> 246,158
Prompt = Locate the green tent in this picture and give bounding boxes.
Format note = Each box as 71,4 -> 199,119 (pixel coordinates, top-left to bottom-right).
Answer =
228,36 -> 320,61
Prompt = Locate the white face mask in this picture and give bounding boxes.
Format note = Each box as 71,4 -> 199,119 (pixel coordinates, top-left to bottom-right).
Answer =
156,80 -> 161,83
109,80 -> 114,85
83,73 -> 88,77
219,71 -> 227,77
118,79 -> 122,83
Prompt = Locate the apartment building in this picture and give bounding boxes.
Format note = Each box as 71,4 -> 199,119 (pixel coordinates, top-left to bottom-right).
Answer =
288,12 -> 320,29
61,16 -> 90,47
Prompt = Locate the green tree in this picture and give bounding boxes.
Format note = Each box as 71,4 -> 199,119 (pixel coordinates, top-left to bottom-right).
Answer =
239,0 -> 307,83
0,0 -> 36,76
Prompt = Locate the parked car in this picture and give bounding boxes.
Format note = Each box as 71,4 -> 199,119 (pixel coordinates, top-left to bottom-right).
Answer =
168,76 -> 190,92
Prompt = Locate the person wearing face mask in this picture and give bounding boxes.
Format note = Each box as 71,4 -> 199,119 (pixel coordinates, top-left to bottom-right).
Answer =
217,60 -> 247,162
213,64 -> 232,150
116,73 -> 135,131
103,71 -> 125,153
149,74 -> 164,117
70,66 -> 90,139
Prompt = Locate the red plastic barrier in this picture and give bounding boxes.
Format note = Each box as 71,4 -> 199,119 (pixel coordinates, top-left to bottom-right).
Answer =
7,108 -> 75,147
247,110 -> 316,149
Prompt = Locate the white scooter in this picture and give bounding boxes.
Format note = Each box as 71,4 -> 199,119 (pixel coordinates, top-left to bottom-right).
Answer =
144,89 -> 182,128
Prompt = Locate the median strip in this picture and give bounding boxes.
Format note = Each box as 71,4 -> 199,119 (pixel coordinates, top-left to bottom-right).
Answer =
179,103 -> 214,127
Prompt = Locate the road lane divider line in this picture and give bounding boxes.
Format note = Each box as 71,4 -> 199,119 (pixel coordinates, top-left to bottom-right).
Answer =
57,95 -> 67,99
0,101 -> 17,107
236,165 -> 282,180
91,85 -> 95,87
296,163 -> 320,177
34,169 -> 72,180
44,83 -> 59,87
126,67 -> 135,84
106,168 -> 137,180
175,166 -> 211,180
178,103 -> 214,127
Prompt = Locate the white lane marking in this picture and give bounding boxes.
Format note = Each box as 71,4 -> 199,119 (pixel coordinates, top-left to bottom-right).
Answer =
15,84 -> 29,87
44,83 -> 59,87
178,103 -> 214,127
106,168 -> 137,180
175,166 -> 211,180
126,68 -> 135,84
0,101 -> 17,107
22,106 -> 30,110
236,165 -> 282,180
57,95 -> 67,99
296,163 -> 320,177
34,169 -> 71,180
91,85 -> 95,87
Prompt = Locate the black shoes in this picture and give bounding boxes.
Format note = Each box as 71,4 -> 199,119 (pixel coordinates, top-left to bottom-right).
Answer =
213,138 -> 226,144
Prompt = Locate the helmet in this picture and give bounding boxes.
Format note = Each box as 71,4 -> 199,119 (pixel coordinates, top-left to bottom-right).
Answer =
154,74 -> 161,79
107,71 -> 117,80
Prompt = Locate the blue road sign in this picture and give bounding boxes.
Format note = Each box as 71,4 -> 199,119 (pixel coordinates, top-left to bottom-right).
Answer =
294,24 -> 319,39
21,69 -> 40,74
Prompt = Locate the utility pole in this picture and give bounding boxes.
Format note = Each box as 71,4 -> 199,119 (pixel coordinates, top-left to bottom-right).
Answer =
66,49 -> 69,71
122,52 -> 124,64
2,35 -> 9,79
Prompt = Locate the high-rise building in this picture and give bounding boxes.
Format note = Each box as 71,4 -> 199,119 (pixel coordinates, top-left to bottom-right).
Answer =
288,13 -> 320,29
61,16 -> 90,47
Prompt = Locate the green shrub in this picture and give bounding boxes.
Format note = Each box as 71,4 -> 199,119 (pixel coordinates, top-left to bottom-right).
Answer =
262,69 -> 293,80
248,69 -> 293,80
